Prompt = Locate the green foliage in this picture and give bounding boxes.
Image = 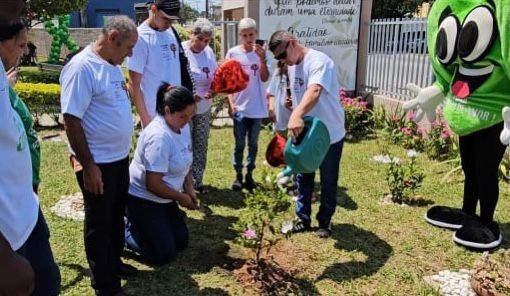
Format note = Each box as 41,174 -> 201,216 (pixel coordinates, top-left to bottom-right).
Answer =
372,0 -> 424,19
472,249 -> 510,295
232,171 -> 291,265
386,150 -> 424,204
14,82 -> 60,125
425,110 -> 457,161
371,105 -> 389,130
173,23 -> 190,41
378,107 -> 425,151
27,0 -> 88,19
182,3 -> 200,22
19,68 -> 60,84
340,89 -> 374,140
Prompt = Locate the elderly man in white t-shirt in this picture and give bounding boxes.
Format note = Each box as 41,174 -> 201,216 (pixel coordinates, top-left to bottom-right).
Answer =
128,0 -> 194,128
60,16 -> 138,296
269,30 -> 346,239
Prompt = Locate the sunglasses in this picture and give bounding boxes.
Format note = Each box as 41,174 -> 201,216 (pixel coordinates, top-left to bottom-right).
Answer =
274,42 -> 290,61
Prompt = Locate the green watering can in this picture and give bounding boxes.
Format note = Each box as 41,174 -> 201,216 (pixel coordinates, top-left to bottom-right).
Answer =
283,116 -> 330,174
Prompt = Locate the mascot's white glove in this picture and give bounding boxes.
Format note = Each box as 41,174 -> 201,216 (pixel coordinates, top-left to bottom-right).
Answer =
403,83 -> 444,122
500,107 -> 510,146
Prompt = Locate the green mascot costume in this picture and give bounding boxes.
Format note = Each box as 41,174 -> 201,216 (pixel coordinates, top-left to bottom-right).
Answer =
403,0 -> 510,250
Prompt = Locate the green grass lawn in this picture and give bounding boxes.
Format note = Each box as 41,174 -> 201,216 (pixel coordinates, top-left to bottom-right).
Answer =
39,127 -> 510,295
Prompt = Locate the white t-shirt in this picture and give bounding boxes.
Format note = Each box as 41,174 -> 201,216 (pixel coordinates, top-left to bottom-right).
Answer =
225,46 -> 271,118
128,22 -> 182,119
288,49 -> 345,143
267,71 -> 291,131
182,41 -> 217,114
60,45 -> 134,163
0,59 -> 39,251
129,115 -> 193,204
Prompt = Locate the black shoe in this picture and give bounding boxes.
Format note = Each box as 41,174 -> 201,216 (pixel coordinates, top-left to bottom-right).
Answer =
232,173 -> 243,191
424,205 -> 469,230
453,218 -> 502,251
195,185 -> 210,194
316,222 -> 332,238
244,173 -> 256,191
316,227 -> 331,238
117,262 -> 138,277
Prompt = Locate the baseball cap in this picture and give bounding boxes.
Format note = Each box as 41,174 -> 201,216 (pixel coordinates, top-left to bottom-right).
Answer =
154,0 -> 181,20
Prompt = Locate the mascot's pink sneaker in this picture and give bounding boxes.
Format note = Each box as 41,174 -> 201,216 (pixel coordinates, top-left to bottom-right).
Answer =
453,218 -> 502,250
424,205 -> 470,230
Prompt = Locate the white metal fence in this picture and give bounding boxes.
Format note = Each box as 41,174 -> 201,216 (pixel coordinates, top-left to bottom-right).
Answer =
365,18 -> 434,100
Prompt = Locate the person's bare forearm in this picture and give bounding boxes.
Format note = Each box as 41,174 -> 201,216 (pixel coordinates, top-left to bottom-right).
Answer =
183,172 -> 194,195
63,114 -> 94,168
146,172 -> 189,203
0,232 -> 13,260
259,62 -> 269,82
292,84 -> 322,119
128,71 -> 151,125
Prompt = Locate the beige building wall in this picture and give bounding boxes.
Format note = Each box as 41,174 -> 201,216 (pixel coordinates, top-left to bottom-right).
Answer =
222,0 -> 244,11
28,28 -> 100,59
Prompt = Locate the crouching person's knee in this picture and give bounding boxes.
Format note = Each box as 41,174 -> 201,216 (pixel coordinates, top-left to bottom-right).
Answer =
146,243 -> 177,266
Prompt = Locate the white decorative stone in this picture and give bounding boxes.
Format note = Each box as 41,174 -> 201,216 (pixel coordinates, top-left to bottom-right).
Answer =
424,269 -> 477,296
51,193 -> 85,221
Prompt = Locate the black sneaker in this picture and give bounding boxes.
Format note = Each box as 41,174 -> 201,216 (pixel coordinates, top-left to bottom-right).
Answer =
453,218 -> 502,250
316,227 -> 331,238
232,173 -> 243,191
316,222 -> 332,238
244,173 -> 256,191
424,205 -> 469,230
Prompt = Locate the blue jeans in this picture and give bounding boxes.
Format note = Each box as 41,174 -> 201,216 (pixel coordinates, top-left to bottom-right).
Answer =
232,117 -> 262,171
295,139 -> 344,228
125,195 -> 189,266
16,209 -> 61,296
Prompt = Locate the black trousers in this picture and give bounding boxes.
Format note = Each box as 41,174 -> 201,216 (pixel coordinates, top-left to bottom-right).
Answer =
76,157 -> 129,295
459,122 -> 506,223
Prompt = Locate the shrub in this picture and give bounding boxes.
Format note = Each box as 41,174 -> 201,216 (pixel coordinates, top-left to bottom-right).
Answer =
14,82 -> 61,125
232,171 -> 291,267
425,109 -> 457,161
471,249 -> 510,295
386,149 -> 425,204
18,67 -> 60,84
340,88 -> 373,139
379,107 -> 425,151
173,23 -> 189,41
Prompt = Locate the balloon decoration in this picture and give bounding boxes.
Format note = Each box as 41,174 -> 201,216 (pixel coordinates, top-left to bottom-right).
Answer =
43,15 -> 79,64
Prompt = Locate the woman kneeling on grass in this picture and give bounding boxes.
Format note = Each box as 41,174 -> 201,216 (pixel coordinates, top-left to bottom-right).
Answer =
125,83 -> 199,265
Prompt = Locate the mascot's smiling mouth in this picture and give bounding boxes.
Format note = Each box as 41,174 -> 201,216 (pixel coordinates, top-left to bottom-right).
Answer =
451,64 -> 494,100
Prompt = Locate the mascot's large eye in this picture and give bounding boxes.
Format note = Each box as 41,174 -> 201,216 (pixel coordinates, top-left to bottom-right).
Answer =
436,15 -> 460,65
458,6 -> 496,63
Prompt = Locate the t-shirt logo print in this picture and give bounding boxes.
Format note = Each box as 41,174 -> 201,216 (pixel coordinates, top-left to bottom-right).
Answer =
170,44 -> 177,58
202,67 -> 210,79
250,64 -> 259,76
